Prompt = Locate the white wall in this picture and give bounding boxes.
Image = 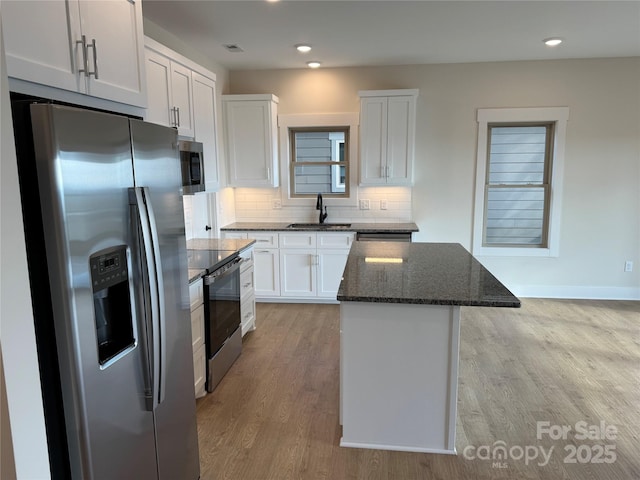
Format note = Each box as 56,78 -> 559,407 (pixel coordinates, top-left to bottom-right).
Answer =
0,14 -> 51,478
228,58 -> 640,299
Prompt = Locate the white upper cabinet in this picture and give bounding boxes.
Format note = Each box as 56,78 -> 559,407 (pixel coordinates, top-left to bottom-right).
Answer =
359,89 -> 418,186
170,62 -> 195,138
145,47 -> 194,137
192,72 -> 220,191
144,50 -> 172,127
2,0 -> 146,107
223,94 -> 279,188
144,37 -> 220,191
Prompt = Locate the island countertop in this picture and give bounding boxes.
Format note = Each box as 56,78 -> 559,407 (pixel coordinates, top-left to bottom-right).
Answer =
337,242 -> 520,307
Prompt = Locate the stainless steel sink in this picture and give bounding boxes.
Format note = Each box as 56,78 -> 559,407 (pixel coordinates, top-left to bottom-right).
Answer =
286,223 -> 352,229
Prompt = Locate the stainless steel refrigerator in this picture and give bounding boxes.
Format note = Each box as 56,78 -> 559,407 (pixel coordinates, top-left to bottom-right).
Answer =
18,102 -> 199,479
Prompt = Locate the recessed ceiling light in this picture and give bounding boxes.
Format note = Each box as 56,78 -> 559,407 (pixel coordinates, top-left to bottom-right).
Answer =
307,61 -> 321,69
296,44 -> 312,53
543,38 -> 563,47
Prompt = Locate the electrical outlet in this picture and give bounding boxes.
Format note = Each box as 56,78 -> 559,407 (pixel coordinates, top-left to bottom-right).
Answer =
380,199 -> 388,210
624,260 -> 633,272
359,199 -> 370,210
272,199 -> 282,209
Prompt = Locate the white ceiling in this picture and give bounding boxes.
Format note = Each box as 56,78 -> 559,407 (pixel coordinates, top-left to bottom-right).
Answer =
142,0 -> 640,71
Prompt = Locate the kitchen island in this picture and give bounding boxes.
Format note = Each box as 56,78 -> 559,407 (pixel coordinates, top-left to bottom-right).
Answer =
337,242 -> 520,454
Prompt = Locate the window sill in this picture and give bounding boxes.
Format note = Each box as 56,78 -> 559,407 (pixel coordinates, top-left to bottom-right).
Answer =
472,245 -> 559,257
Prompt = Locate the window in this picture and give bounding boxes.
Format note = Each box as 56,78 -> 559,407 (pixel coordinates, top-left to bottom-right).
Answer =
473,108 -> 569,257
278,113 -> 359,206
289,127 -> 348,196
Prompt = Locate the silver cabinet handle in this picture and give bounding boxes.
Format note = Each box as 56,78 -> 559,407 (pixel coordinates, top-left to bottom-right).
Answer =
76,35 -> 88,75
171,107 -> 181,127
386,165 -> 390,178
87,38 -> 99,79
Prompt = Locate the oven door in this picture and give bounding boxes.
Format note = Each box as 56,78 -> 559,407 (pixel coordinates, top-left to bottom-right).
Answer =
204,258 -> 241,358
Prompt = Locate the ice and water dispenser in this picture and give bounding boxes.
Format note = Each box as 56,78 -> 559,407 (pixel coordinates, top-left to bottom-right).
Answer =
90,246 -> 135,365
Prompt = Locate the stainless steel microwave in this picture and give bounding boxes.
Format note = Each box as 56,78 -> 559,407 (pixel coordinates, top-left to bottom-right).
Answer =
179,140 -> 205,194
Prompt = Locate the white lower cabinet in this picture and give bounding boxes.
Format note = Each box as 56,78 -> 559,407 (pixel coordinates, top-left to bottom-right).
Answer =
248,233 -> 281,298
189,279 -> 206,398
280,247 -> 317,297
317,249 -> 351,298
240,248 -> 256,336
224,230 -> 353,301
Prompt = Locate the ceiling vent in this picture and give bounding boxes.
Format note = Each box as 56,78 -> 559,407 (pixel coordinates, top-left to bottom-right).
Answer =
223,44 -> 244,53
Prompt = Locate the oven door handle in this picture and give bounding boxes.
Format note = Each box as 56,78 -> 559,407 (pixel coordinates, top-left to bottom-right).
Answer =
204,258 -> 242,285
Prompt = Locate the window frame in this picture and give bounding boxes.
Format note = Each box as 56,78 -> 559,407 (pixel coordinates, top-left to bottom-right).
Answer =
473,107 -> 569,257
278,113 -> 359,207
288,126 -> 349,198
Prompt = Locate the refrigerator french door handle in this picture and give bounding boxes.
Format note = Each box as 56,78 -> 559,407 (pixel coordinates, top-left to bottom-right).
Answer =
130,187 -> 166,410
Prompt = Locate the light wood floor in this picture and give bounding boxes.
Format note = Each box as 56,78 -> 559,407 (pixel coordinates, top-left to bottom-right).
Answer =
195,299 -> 640,480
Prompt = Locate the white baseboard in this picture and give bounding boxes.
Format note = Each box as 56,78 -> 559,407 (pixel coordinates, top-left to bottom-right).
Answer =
511,285 -> 640,301
256,297 -> 339,304
340,438 -> 456,455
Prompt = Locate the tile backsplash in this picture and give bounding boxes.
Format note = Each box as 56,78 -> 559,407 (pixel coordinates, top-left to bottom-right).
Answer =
233,187 -> 412,223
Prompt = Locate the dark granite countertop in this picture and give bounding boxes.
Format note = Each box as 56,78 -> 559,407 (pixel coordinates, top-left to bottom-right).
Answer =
187,238 -> 256,252
221,221 -> 419,233
337,242 -> 520,307
186,238 -> 256,283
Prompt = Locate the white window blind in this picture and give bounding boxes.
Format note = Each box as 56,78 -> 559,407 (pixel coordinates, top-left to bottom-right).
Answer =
485,124 -> 552,246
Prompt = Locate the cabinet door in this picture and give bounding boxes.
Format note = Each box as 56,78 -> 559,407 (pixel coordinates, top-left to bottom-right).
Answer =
145,50 -> 172,127
190,304 -> 205,350
192,72 -> 220,191
280,248 -> 317,297
386,96 -> 415,185
254,249 -> 280,297
317,248 -> 350,298
240,294 -> 256,337
225,100 -> 277,187
171,62 -> 195,137
76,0 -> 146,107
359,97 -> 388,185
2,0 -> 82,93
193,343 -> 206,398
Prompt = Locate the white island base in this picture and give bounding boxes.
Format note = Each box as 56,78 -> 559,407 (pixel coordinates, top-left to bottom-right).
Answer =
340,301 -> 461,454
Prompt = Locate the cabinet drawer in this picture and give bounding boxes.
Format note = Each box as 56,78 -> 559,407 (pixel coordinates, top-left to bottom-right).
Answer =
251,232 -> 279,248
280,232 -> 317,248
240,267 -> 254,298
318,232 -> 355,249
189,279 -> 204,311
239,247 -> 254,272
191,304 -> 205,349
193,343 -> 206,398
222,232 -> 248,240
241,294 -> 256,337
